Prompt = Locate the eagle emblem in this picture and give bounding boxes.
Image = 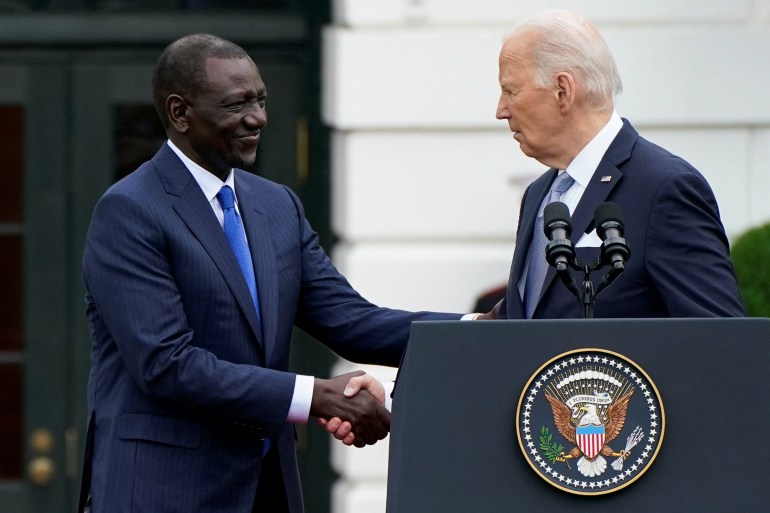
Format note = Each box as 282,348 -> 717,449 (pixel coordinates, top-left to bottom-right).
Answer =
516,349 -> 664,495
545,391 -> 632,477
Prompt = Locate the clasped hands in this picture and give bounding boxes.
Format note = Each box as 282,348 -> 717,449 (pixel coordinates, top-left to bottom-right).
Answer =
311,371 -> 386,448
310,309 -> 498,447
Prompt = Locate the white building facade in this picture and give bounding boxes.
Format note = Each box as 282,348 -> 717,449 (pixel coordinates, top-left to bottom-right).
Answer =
322,1 -> 770,511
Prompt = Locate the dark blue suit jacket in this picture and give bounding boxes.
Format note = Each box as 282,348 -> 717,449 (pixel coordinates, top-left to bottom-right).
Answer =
499,120 -> 745,319
81,143 -> 460,512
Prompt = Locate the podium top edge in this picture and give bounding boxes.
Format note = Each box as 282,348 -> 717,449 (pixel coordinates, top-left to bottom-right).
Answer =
411,317 -> 769,325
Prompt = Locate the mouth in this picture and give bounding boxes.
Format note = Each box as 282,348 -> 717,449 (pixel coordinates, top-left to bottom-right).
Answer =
237,130 -> 261,143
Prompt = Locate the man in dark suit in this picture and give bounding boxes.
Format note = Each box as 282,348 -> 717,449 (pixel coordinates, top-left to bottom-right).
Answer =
492,10 -> 745,319
79,33 -> 460,513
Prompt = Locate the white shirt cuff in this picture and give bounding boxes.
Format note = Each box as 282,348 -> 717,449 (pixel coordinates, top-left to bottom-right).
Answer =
461,313 -> 480,320
384,380 -> 395,412
287,374 -> 314,423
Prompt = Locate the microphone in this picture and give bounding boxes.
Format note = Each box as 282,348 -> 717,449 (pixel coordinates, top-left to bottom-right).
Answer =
543,201 -> 575,271
595,202 -> 630,270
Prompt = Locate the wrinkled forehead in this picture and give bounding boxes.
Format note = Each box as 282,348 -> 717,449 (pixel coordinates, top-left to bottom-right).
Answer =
200,56 -> 264,92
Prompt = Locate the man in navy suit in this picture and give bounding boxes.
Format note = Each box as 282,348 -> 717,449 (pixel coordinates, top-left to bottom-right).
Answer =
79,34 -> 460,513
492,10 -> 745,319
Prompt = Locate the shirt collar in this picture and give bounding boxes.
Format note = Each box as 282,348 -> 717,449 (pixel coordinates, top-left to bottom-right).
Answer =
166,139 -> 235,203
563,111 -> 623,187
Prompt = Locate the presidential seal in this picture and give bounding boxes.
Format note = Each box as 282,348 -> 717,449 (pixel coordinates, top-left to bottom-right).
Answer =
516,348 -> 664,495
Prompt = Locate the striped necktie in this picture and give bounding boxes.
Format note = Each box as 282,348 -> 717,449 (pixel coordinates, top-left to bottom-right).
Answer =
523,171 -> 575,318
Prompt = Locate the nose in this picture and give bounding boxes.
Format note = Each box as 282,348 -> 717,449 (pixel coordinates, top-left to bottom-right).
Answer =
496,95 -> 509,120
244,102 -> 267,128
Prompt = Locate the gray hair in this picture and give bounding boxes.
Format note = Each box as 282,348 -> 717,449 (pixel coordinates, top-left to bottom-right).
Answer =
507,10 -> 622,109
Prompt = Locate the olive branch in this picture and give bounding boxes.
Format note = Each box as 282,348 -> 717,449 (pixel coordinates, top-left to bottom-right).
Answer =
539,426 -> 564,464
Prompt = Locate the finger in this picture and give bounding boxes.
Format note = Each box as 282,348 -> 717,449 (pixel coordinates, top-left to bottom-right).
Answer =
316,418 -> 328,427
351,418 -> 384,445
342,433 -> 355,446
348,390 -> 387,443
324,417 -> 343,434
343,376 -> 365,397
370,416 -> 389,441
346,377 -> 385,404
376,403 -> 392,428
333,421 -> 353,441
368,404 -> 390,441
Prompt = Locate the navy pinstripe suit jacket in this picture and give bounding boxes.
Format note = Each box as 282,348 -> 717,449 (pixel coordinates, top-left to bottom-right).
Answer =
80,143 -> 460,512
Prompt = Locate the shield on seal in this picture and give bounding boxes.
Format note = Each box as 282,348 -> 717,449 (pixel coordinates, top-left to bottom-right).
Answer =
576,424 -> 605,459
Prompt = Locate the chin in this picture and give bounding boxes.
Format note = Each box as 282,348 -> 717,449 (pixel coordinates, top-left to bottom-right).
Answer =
520,147 -> 536,158
517,142 -> 540,160
230,153 -> 257,170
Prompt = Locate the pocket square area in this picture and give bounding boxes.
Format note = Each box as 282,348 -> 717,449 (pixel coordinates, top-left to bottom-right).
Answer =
576,229 -> 603,248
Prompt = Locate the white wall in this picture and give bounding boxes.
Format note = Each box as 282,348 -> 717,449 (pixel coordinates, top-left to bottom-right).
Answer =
323,2 -> 770,512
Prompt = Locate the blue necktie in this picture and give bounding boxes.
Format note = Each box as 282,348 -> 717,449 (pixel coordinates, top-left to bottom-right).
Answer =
216,185 -> 270,456
216,185 -> 261,321
523,171 -> 575,318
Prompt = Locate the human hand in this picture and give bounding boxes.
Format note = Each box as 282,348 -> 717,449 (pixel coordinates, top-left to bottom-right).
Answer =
473,298 -> 503,320
344,373 -> 386,403
317,373 -> 387,446
311,371 -> 390,448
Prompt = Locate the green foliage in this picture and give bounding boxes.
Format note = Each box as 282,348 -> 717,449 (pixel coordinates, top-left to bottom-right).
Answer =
539,426 -> 564,463
731,222 -> 770,316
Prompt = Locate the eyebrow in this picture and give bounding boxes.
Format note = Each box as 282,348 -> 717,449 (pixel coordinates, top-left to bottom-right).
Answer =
217,87 -> 267,103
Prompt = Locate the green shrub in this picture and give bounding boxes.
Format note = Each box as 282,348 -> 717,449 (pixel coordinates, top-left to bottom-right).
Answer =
731,222 -> 770,317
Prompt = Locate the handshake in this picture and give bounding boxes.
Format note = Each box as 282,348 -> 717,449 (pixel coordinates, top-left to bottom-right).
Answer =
311,371 -> 389,448
308,310 -> 499,447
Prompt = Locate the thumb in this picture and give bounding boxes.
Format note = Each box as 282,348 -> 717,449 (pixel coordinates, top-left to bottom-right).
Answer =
344,377 -> 363,397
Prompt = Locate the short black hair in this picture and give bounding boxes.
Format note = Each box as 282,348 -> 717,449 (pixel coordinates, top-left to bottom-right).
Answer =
152,33 -> 250,129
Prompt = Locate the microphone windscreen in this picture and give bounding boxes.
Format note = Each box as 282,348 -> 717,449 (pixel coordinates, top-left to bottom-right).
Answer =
594,201 -> 623,226
543,201 -> 572,239
543,201 -> 571,227
595,202 -> 624,239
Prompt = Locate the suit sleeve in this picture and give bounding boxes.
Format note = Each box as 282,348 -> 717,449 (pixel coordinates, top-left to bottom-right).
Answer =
281,187 -> 461,366
499,183 -> 533,319
83,190 -> 295,437
644,170 -> 746,317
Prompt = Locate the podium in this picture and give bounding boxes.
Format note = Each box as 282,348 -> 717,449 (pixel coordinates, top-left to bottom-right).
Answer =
387,318 -> 770,512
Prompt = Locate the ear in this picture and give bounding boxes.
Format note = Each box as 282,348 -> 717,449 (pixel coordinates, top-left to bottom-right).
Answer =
166,94 -> 190,133
554,72 -> 577,113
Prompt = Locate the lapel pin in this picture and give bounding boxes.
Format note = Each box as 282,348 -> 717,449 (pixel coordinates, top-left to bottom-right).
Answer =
601,175 -> 612,182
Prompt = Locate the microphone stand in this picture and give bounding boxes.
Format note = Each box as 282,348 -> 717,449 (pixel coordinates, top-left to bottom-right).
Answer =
551,256 -> 625,319
543,201 -> 629,319
580,264 -> 596,319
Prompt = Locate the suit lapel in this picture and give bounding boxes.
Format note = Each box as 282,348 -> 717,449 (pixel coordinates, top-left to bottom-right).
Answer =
568,120 -> 637,242
153,144 -> 264,349
235,173 -> 278,366
507,169 -> 558,317
569,166 -> 623,243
